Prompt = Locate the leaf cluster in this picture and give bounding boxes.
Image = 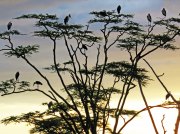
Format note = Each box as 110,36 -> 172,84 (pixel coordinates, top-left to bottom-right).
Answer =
93,61 -> 150,86
44,63 -> 73,73
0,30 -> 22,39
4,45 -> 39,57
15,14 -> 58,21
0,79 -> 30,94
89,10 -> 133,24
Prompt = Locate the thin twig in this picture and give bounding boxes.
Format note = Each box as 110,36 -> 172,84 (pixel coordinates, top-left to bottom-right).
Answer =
161,114 -> 167,134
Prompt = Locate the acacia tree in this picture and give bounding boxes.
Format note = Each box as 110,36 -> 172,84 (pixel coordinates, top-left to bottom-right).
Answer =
0,7 -> 180,134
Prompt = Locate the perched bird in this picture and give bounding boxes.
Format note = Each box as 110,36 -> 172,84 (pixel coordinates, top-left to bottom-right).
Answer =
161,8 -> 166,17
165,92 -> 171,100
99,11 -> 107,17
64,16 -> 69,25
33,81 -> 43,86
64,14 -> 71,25
7,22 -> 12,30
117,5 -> 121,14
82,44 -> 88,50
15,72 -> 20,81
147,13 -> 152,23
68,14 -> 71,18
48,101 -> 53,109
33,81 -> 43,88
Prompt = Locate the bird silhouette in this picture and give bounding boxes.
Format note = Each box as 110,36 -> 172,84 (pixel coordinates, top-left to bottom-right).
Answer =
48,101 -> 53,109
7,22 -> 12,30
64,14 -> 71,25
33,81 -> 43,89
99,11 -> 107,17
161,8 -> 166,17
82,44 -> 88,50
165,92 -> 171,100
64,16 -> 69,25
15,72 -> 20,82
147,13 -> 152,23
33,81 -> 42,85
117,5 -> 121,14
68,14 -> 71,18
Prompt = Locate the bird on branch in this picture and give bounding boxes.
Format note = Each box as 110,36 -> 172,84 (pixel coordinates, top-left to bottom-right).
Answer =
147,13 -> 152,26
161,8 -> 166,17
82,44 -> 88,50
33,81 -> 43,89
117,5 -> 121,14
48,101 -> 53,109
147,13 -> 152,23
7,22 -> 12,30
15,72 -> 20,82
64,14 -> 71,25
165,92 -> 171,100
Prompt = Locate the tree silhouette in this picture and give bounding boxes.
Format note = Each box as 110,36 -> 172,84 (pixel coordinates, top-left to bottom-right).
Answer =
0,7 -> 180,134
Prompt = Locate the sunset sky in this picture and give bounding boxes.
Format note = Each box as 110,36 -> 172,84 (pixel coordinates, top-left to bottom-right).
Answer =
0,0 -> 180,133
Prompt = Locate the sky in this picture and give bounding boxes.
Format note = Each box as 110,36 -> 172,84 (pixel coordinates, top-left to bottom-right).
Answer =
0,0 -> 180,133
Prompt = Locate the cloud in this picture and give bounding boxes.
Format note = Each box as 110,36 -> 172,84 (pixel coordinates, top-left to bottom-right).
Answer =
0,0 -> 80,7
0,0 -> 83,22
0,0 -> 26,6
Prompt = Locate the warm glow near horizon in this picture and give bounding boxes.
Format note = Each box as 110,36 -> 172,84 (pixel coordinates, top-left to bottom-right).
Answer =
0,0 -> 180,133
108,97 -> 179,133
